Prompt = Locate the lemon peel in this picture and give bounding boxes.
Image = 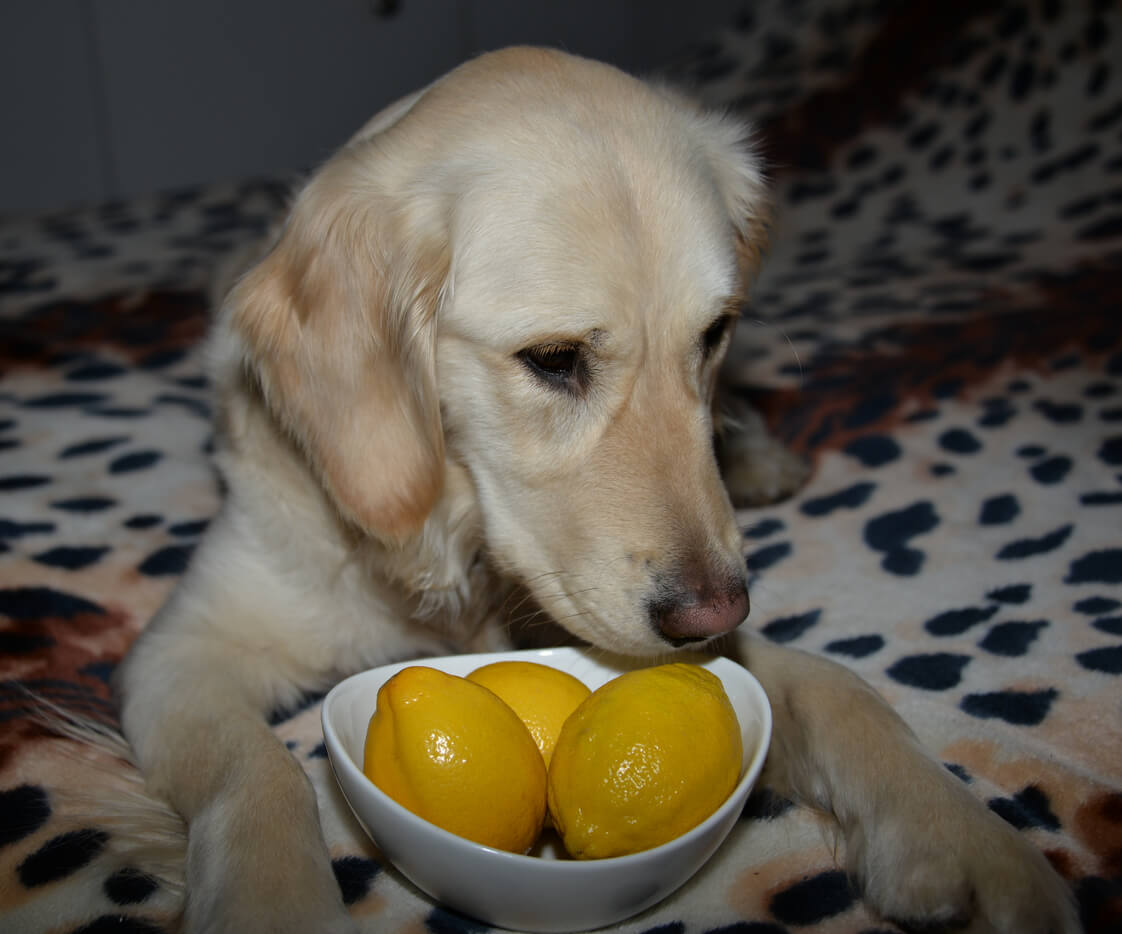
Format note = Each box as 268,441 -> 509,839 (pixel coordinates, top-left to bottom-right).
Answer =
466,660 -> 591,766
547,663 -> 741,859
363,666 -> 547,853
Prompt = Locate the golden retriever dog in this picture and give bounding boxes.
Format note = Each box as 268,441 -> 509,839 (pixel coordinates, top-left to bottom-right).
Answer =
116,47 -> 1077,933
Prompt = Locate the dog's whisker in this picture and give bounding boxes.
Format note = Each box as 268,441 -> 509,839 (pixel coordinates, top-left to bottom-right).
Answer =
744,316 -> 805,386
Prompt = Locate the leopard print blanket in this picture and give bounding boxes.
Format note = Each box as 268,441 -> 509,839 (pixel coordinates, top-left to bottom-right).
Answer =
2,1 -> 1120,931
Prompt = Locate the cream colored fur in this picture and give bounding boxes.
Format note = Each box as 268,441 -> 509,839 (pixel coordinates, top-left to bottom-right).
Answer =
116,48 -> 1077,934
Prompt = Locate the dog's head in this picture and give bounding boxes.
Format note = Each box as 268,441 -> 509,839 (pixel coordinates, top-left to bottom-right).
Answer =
225,48 -> 769,655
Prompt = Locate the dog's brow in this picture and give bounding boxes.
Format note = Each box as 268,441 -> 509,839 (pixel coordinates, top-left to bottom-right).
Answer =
522,327 -> 607,350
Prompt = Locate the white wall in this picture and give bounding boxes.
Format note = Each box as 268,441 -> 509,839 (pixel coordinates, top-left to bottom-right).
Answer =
1,0 -> 740,217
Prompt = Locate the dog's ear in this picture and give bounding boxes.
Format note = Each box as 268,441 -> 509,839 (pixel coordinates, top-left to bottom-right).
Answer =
226,145 -> 448,542
688,109 -> 772,285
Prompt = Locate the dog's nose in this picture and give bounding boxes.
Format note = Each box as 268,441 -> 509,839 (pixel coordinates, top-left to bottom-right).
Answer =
651,575 -> 750,644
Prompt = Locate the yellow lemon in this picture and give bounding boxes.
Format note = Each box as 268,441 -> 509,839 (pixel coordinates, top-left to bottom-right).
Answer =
466,661 -> 591,766
547,663 -> 741,859
363,666 -> 547,853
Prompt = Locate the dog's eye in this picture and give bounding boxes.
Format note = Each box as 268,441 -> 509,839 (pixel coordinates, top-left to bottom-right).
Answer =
701,314 -> 735,358
518,343 -> 584,390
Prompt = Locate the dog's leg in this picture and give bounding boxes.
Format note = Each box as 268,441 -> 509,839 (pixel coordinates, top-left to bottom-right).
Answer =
715,393 -> 809,507
734,635 -> 1080,933
117,621 -> 358,934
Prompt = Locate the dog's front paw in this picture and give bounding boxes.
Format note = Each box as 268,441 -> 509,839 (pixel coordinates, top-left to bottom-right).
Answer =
186,891 -> 359,934
852,765 -> 1080,933
183,796 -> 362,934
715,398 -> 809,507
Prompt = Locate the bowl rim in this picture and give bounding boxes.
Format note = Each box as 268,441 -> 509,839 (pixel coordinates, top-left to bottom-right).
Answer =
321,646 -> 773,871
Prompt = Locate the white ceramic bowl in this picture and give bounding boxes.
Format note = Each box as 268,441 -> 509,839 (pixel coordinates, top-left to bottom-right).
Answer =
321,647 -> 771,932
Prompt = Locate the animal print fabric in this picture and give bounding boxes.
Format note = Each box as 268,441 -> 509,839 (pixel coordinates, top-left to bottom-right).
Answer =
2,1 -> 1121,931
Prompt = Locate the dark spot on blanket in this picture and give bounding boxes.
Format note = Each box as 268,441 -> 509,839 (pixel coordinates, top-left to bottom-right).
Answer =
266,691 -> 327,727
33,546 -> 111,571
1066,549 -> 1122,584
0,632 -> 55,653
0,474 -> 51,491
961,688 -> 1058,725
22,392 -> 110,409
0,518 -> 56,539
59,436 -> 130,458
1034,399 -> 1083,424
978,620 -> 1049,656
760,609 -> 822,644
83,406 -> 152,419
1084,381 -> 1117,400
997,524 -> 1073,560
18,828 -> 108,886
978,397 -> 1016,427
925,603 -> 1000,636
864,500 -> 939,575
109,450 -> 163,473
742,787 -> 795,822
1076,645 -> 1122,675
65,361 -> 128,381
946,762 -> 972,783
138,348 -> 188,370
426,905 -> 493,934
745,542 -> 792,573
0,586 -> 106,620
704,922 -> 788,934
801,482 -> 876,517
137,544 -> 194,577
825,634 -> 885,658
105,867 -> 160,905
843,434 -> 900,466
156,393 -> 211,419
769,869 -> 856,925
1098,436 -> 1122,466
979,493 -> 1020,525
124,514 -> 162,529
1030,455 -> 1073,484
843,391 -> 898,430
332,855 -> 381,905
988,785 -> 1062,831
1092,617 -> 1122,636
907,407 -> 940,423
0,784 -> 51,846
82,660 -> 116,683
50,497 -> 118,514
887,652 -> 971,690
168,519 -> 208,537
743,518 -> 785,539
987,583 -> 1032,604
938,427 -> 982,453
1074,596 -> 1121,616
1081,491 -> 1122,505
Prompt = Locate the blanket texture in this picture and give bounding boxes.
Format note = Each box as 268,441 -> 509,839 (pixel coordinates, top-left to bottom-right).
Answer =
2,1 -> 1121,931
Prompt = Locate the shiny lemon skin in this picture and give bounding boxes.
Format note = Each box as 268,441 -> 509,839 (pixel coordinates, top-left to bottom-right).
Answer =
363,666 -> 547,853
547,663 -> 741,859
